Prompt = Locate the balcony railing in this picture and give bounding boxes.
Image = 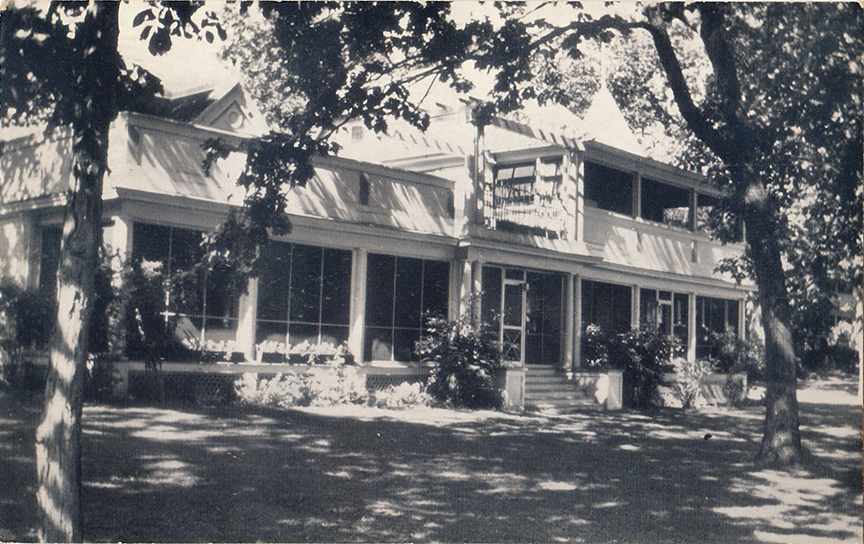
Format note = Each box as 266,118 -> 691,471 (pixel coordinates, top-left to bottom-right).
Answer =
483,182 -> 568,239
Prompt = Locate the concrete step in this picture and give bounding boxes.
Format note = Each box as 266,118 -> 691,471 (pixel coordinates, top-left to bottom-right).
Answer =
525,391 -> 589,401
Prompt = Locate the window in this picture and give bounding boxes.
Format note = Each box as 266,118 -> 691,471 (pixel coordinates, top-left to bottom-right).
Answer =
133,223 -> 239,343
525,271 -> 563,365
364,254 -> 449,362
696,296 -> 740,359
494,156 -> 562,203
584,161 -> 633,215
640,177 -> 691,229
582,280 -> 632,335
38,227 -> 62,303
256,241 -> 352,347
640,288 -> 689,350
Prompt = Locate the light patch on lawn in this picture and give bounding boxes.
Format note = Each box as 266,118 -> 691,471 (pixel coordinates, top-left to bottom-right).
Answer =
537,480 -> 577,491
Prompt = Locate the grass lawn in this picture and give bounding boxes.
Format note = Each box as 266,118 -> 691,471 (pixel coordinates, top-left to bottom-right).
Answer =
1,378 -> 861,543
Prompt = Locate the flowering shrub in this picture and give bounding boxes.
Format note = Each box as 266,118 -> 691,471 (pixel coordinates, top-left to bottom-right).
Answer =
415,314 -> 504,410
235,366 -> 367,407
582,324 -> 610,370
255,340 -> 351,365
609,326 -> 680,409
670,357 -> 713,410
371,382 -> 433,409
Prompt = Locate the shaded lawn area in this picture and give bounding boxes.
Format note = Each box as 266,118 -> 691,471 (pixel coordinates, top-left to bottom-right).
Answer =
1,380 -> 861,543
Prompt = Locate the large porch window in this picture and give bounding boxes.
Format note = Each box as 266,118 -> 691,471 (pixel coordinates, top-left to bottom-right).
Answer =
640,288 -> 689,347
582,279 -> 632,334
255,241 -> 352,347
640,178 -> 691,229
695,296 -> 740,359
133,223 -> 239,343
584,161 -> 633,216
364,254 -> 449,362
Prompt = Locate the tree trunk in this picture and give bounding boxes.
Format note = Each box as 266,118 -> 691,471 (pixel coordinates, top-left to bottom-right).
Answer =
35,3 -> 119,541
740,169 -> 805,468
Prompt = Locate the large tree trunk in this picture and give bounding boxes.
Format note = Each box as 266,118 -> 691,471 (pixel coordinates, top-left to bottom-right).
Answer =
35,3 -> 119,541
740,169 -> 805,468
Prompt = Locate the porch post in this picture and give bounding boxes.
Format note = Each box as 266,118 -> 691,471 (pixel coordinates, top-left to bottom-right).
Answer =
633,173 -> 642,220
458,259 -> 473,321
632,285 -> 640,329
564,272 -> 575,377
236,277 -> 258,360
471,261 -> 483,325
687,292 -> 697,362
573,274 -> 582,372
448,260 -> 463,321
348,248 -> 368,363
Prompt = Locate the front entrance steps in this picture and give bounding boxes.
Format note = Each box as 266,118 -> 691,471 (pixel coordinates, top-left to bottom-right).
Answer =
524,366 -> 598,412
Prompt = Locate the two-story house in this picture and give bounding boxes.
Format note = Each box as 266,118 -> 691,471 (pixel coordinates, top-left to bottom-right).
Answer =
0,84 -> 753,409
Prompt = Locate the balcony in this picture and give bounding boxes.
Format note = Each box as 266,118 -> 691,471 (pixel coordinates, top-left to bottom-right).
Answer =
482,155 -> 570,240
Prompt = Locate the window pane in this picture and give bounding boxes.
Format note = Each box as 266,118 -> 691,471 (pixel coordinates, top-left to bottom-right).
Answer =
321,248 -> 351,326
502,329 -> 522,362
255,321 -> 287,345
394,257 -> 423,329
612,284 -> 632,333
366,254 -> 395,327
422,260 -> 449,322
320,325 -> 349,346
289,244 -> 322,323
584,161 -> 633,215
394,327 -> 420,362
542,274 -> 562,336
481,266 -> 502,333
364,326 -> 393,361
289,322 -> 319,346
526,272 -> 544,335
503,283 -> 523,327
542,333 -> 561,366
640,289 -> 658,327
132,223 -> 171,264
673,293 -> 689,347
257,242 -> 291,322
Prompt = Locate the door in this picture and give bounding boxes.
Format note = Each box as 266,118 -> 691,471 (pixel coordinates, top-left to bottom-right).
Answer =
501,274 -> 526,365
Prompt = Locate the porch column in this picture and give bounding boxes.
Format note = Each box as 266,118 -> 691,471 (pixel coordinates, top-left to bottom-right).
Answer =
348,248 -> 368,363
633,173 -> 642,220
573,274 -> 583,372
687,292 -> 697,362
448,260 -> 463,321
471,261 -> 483,325
564,272 -> 575,376
631,285 -> 640,329
737,296 -> 746,342
236,277 -> 258,360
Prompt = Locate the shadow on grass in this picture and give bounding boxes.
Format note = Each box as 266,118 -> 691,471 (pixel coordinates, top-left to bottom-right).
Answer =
1,386 -> 861,543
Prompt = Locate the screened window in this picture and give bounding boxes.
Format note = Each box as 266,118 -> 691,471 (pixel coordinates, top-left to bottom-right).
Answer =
525,271 -> 563,366
255,241 -> 352,347
641,178 -> 691,229
696,296 -> 740,359
132,223 -> 239,343
364,254 -> 449,362
640,288 -> 689,351
582,280 -> 632,335
584,161 -> 633,215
